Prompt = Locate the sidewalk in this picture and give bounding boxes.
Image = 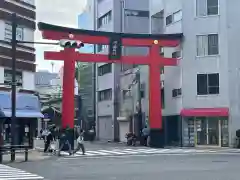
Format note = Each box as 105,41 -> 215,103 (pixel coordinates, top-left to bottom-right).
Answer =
2,150 -> 52,164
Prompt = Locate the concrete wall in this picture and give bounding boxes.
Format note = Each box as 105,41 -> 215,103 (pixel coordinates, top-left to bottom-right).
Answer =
225,0 -> 240,146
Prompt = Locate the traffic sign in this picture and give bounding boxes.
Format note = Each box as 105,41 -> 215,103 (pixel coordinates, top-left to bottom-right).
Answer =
43,113 -> 50,121
43,113 -> 49,119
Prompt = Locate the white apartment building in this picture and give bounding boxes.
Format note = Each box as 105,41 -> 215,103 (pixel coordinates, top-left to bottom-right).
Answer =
150,0 -> 240,147
0,0 -> 36,90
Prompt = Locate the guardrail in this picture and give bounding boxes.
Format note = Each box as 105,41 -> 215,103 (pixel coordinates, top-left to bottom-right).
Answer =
0,145 -> 30,163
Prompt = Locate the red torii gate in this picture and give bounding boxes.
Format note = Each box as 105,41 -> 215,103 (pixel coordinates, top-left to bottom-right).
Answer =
38,22 -> 182,148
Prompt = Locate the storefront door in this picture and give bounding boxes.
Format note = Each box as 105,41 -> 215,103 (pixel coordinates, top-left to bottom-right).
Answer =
195,118 -> 220,147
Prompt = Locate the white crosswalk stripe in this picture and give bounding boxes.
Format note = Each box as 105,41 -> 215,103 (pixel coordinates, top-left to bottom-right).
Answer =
61,148 -> 220,158
0,164 -> 44,180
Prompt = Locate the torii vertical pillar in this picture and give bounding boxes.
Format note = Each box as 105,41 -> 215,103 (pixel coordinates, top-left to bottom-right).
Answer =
61,49 -> 75,129
149,44 -> 164,146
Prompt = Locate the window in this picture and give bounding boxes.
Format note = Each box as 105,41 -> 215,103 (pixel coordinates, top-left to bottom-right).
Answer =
98,63 -> 112,76
4,69 -> 23,87
97,11 -> 112,28
197,34 -> 219,56
173,10 -> 182,22
4,22 -> 24,42
124,9 -> 149,17
166,15 -> 173,25
98,89 -> 112,101
166,10 -> 182,26
196,0 -> 219,16
207,0 -> 219,15
197,73 -> 219,95
98,45 -> 103,52
172,88 -> 182,97
97,45 -> 108,52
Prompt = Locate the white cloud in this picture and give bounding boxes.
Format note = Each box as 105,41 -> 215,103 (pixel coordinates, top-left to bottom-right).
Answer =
35,0 -> 87,72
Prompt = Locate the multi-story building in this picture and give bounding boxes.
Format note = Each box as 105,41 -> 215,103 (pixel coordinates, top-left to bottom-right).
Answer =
88,0 -> 150,141
78,9 -> 95,125
150,0 -> 240,148
0,0 -> 36,90
35,70 -> 60,104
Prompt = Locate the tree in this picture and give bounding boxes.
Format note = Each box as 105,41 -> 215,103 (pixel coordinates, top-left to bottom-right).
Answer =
75,62 -> 90,91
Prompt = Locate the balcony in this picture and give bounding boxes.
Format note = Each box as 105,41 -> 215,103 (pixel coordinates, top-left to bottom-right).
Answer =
151,10 -> 164,34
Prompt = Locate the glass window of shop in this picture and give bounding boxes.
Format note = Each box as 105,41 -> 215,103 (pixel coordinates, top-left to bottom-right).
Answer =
182,116 -> 229,147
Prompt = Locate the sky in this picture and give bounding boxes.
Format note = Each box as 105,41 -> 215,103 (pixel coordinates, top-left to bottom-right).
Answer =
35,0 -> 88,73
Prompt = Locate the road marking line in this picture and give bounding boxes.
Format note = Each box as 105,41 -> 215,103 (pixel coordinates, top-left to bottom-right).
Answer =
60,152 -> 240,160
77,151 -> 109,156
0,164 -> 44,180
113,149 -> 141,154
59,147 -> 240,159
98,150 -> 126,155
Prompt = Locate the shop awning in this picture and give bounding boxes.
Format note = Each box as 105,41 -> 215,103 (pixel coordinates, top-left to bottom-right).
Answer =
0,109 -> 44,118
0,91 -> 43,118
180,108 -> 229,117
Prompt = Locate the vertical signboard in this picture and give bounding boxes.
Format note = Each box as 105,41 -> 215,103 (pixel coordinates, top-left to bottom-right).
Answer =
108,35 -> 122,60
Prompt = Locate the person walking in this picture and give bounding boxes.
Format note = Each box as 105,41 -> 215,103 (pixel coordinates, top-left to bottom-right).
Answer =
141,126 -> 150,146
73,129 -> 85,155
44,129 -> 53,153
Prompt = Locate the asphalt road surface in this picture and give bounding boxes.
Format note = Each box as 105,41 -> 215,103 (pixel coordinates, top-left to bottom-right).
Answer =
9,153 -> 240,180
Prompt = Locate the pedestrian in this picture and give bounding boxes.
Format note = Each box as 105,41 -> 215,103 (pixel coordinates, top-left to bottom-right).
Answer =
44,129 -> 53,153
49,125 -> 56,141
58,127 -> 72,156
141,126 -> 150,146
39,129 -> 43,139
73,129 -> 85,155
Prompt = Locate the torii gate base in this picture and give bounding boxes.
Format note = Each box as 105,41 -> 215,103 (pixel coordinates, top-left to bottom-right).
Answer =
38,22 -> 182,148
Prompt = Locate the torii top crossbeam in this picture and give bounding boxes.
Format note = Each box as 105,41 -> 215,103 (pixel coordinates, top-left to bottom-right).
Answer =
38,22 -> 183,148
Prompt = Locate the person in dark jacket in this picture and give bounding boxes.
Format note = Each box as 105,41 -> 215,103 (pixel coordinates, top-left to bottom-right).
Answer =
44,130 -> 53,153
58,127 -> 72,156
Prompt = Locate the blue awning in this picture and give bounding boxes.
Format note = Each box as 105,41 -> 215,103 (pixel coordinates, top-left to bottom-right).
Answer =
0,91 -> 43,118
1,109 -> 44,118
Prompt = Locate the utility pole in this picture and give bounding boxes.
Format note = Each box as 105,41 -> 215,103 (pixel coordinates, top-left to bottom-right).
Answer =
136,70 -> 143,137
93,0 -> 97,138
10,13 -> 17,161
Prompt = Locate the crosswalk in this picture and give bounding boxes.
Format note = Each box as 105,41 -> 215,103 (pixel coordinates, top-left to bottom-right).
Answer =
60,148 -> 220,158
0,164 -> 44,180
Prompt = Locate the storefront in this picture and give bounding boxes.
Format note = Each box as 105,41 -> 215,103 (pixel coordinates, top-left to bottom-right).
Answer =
181,108 -> 229,147
0,91 -> 43,146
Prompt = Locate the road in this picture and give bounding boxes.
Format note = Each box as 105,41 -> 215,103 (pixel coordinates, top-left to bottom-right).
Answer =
9,152 -> 240,180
